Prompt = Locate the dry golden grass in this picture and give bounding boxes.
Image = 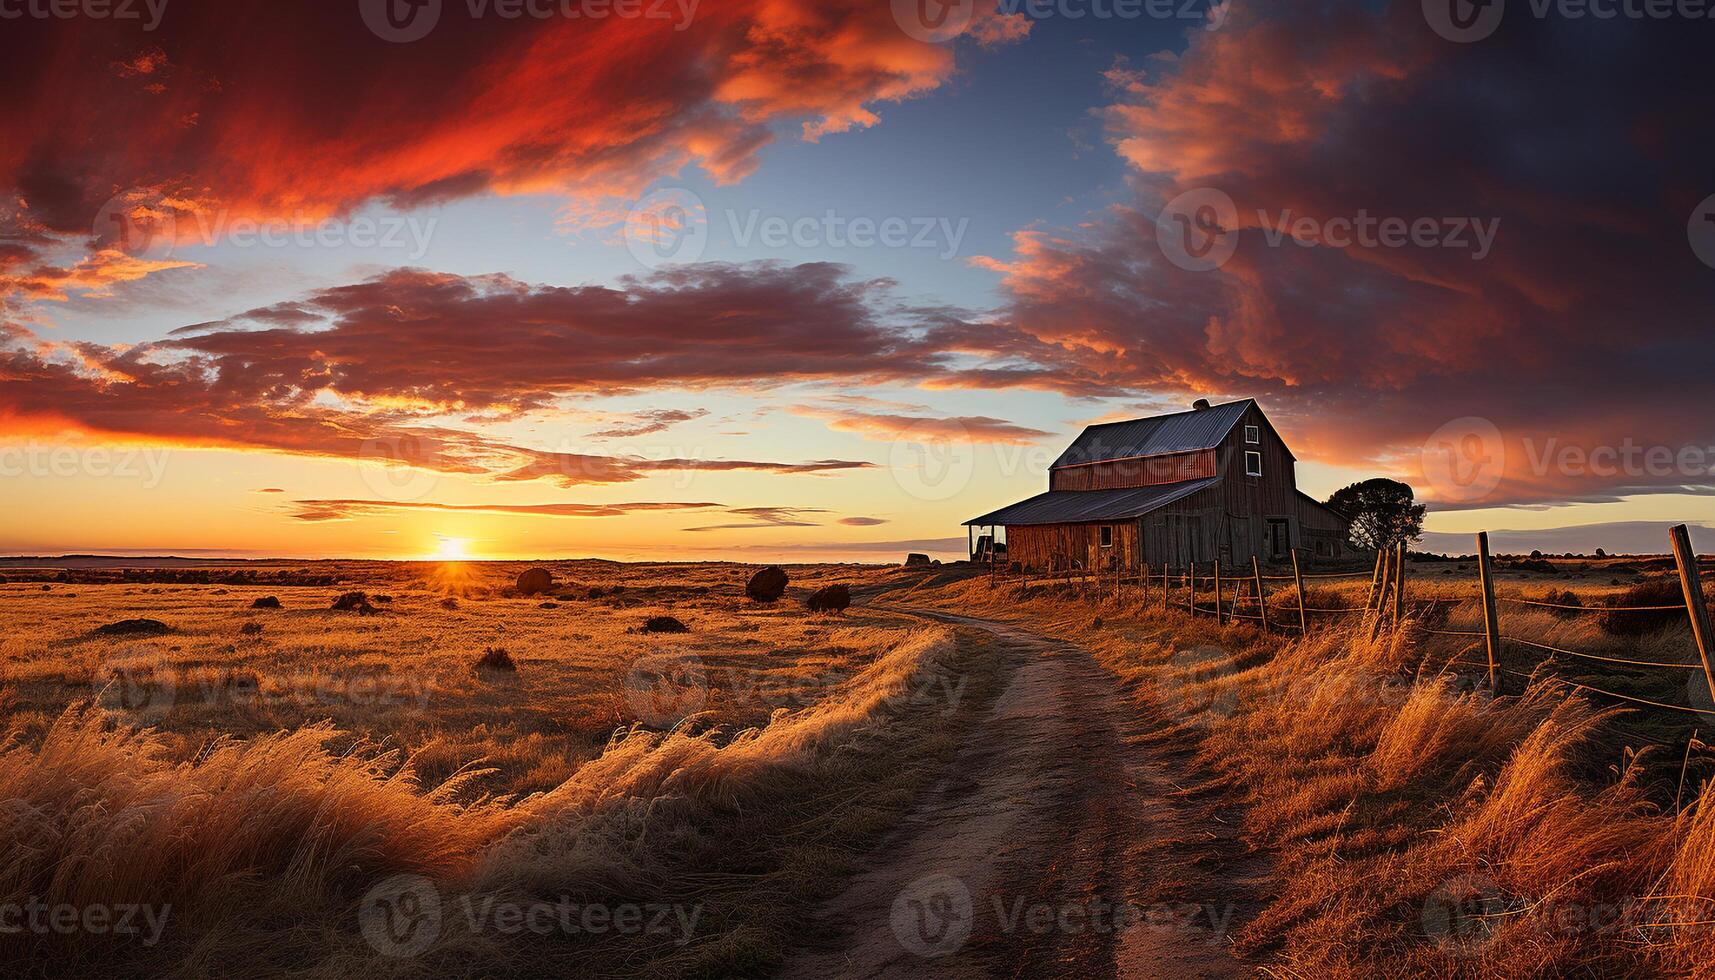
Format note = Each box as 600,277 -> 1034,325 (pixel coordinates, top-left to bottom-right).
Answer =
901,558 -> 1715,977
0,560 -> 983,977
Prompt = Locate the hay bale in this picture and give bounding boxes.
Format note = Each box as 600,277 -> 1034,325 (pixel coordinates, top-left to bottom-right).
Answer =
805,585 -> 852,614
331,591 -> 373,612
643,615 -> 689,634
515,568 -> 554,596
745,566 -> 789,603
251,596 -> 282,609
239,621 -> 264,635
904,553 -> 931,566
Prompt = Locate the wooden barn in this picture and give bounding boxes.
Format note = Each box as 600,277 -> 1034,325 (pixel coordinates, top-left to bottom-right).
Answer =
964,399 -> 1352,573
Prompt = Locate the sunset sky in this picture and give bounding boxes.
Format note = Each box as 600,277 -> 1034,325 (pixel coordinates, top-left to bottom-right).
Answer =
2,0 -> 1712,560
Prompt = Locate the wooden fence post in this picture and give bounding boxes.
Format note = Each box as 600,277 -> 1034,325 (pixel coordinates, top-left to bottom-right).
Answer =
1291,548 -> 1308,634
1670,524 -> 1715,709
1252,555 -> 1268,632
1393,541 -> 1407,624
1214,560 -> 1225,625
1368,546 -> 1392,639
1161,564 -> 1169,613
1477,531 -> 1502,694
1188,562 -> 1198,616
1366,548 -> 1385,611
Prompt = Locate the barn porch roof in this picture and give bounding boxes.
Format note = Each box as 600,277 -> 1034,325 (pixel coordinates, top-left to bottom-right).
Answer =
962,478 -> 1219,527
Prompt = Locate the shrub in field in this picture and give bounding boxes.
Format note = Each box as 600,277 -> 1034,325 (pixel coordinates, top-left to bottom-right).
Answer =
1539,588 -> 1584,619
473,646 -> 517,672
1597,578 -> 1687,636
239,622 -> 263,636
642,616 -> 689,633
92,619 -> 172,637
745,566 -> 789,603
805,585 -> 852,614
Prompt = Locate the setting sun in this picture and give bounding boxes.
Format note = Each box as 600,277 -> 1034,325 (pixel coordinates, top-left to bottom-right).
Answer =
430,536 -> 471,561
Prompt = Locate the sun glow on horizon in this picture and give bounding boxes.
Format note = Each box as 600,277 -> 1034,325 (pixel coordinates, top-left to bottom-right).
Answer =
430,535 -> 472,561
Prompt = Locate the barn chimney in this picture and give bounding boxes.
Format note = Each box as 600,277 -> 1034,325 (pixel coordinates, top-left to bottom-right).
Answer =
1191,398 -> 1211,411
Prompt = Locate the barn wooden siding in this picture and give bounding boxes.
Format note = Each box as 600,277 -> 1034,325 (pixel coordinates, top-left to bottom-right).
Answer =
1048,449 -> 1217,491
1008,522 -> 1141,572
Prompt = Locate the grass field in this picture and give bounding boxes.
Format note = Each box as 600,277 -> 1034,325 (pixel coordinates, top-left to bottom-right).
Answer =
893,553 -> 1715,977
0,560 -> 985,977
11,551 -> 1715,977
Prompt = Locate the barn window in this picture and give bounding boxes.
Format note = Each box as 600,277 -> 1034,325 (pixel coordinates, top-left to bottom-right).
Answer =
1245,424 -> 1260,444
1099,525 -> 1113,548
1245,451 -> 1263,477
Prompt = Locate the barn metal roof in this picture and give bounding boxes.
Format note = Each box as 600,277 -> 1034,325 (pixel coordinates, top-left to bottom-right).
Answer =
962,478 -> 1219,527
1051,399 -> 1256,469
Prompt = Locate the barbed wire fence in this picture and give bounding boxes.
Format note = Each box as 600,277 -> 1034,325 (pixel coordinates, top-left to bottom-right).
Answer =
1007,524 -> 1715,776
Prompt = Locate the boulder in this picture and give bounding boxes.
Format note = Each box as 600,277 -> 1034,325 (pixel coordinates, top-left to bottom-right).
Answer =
745,566 -> 789,603
805,585 -> 852,614
516,568 -> 555,596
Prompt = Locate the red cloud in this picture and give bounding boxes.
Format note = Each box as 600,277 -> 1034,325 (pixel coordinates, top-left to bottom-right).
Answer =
0,263 -> 905,486
964,2 -> 1715,510
287,499 -> 722,522
0,0 -> 1021,300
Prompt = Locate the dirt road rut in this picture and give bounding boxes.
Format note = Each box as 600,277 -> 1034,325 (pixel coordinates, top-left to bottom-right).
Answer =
780,607 -> 1248,979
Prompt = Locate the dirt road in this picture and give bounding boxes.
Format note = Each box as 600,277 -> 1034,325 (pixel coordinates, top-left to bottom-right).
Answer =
780,607 -> 1252,979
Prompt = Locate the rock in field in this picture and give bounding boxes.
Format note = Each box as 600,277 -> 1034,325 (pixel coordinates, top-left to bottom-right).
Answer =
805,585 -> 851,614
516,568 -> 554,596
745,566 -> 789,603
